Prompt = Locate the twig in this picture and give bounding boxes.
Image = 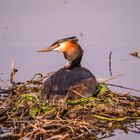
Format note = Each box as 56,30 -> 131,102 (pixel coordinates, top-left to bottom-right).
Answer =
0,132 -> 21,139
30,73 -> 43,81
7,111 -> 17,130
99,133 -> 115,139
47,133 -> 69,140
0,79 -> 10,88
71,90 -> 86,98
127,128 -> 140,133
101,73 -> 124,83
10,59 -> 14,84
106,83 -> 140,93
41,72 -> 55,81
109,51 -> 112,76
0,87 -> 16,94
6,120 -> 35,123
56,108 -> 63,120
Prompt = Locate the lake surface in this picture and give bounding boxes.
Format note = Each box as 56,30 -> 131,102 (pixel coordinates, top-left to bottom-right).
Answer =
0,0 -> 140,139
1,33 -> 140,95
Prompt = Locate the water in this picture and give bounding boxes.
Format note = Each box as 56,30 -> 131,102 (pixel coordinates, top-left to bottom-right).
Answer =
0,0 -> 140,139
1,34 -> 140,95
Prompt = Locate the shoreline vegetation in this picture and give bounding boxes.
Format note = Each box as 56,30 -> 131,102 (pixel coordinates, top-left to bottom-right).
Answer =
0,70 -> 140,140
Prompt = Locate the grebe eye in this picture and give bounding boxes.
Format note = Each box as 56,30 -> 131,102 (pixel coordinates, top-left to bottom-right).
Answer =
57,44 -> 60,47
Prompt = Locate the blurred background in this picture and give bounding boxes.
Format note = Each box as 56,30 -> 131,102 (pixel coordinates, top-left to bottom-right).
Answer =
0,0 -> 140,139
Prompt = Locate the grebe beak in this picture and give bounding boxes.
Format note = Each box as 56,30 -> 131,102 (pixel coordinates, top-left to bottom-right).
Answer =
37,44 -> 58,53
37,47 -> 53,52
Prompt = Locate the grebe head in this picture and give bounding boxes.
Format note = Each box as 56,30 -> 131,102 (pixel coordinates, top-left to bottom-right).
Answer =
38,37 -> 97,104
37,36 -> 83,68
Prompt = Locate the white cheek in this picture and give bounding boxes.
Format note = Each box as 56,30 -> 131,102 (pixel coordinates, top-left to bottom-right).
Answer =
53,43 -> 66,52
53,47 -> 60,51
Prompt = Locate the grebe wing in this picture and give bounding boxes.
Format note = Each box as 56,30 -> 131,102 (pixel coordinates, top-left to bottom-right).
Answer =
41,67 -> 97,101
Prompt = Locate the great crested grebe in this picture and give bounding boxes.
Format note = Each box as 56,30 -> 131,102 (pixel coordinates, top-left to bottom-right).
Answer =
37,36 -> 97,104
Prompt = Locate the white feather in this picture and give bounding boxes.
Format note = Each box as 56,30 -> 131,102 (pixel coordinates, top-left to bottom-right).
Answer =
53,42 -> 66,52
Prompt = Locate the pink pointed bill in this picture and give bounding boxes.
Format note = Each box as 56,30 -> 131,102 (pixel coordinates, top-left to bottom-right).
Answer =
37,47 -> 53,52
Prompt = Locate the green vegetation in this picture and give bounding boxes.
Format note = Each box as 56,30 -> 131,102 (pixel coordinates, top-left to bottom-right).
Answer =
0,75 -> 140,139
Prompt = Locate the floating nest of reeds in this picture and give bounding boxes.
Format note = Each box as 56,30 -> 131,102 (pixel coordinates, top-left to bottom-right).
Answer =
0,73 -> 140,140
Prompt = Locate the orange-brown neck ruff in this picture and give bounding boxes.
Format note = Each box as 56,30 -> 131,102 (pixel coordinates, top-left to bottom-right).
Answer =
61,41 -> 76,54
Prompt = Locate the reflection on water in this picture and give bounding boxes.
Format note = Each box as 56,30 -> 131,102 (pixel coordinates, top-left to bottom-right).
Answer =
104,130 -> 140,140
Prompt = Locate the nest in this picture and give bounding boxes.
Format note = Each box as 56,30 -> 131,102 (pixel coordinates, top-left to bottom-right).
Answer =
0,73 -> 140,140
